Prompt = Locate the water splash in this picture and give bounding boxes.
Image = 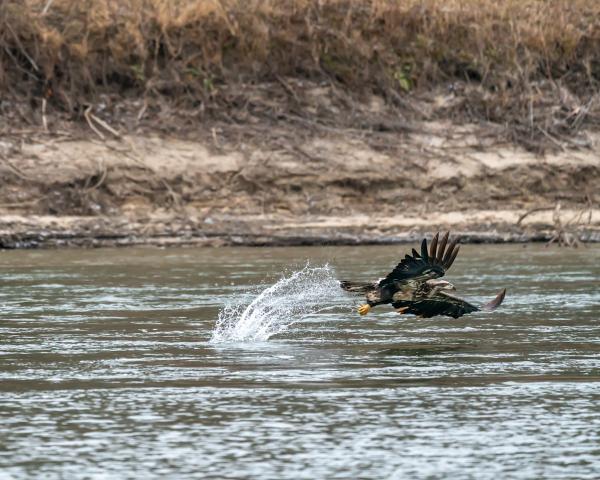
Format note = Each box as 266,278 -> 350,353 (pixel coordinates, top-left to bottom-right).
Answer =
210,264 -> 341,343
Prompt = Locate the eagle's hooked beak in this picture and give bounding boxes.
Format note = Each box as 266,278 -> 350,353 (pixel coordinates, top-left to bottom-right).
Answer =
358,304 -> 371,315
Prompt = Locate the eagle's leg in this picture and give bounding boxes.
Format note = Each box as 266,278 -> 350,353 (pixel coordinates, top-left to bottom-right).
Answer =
357,304 -> 371,315
396,307 -> 409,314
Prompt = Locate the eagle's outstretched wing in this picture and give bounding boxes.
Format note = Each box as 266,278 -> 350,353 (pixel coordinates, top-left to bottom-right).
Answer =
392,288 -> 506,319
379,232 -> 460,286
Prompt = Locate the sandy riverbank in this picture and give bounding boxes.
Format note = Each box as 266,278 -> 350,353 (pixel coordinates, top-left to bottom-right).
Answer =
1,117 -> 598,248
2,1 -> 599,247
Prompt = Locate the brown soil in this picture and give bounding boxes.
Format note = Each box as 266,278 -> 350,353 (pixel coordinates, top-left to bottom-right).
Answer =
1,89 -> 598,248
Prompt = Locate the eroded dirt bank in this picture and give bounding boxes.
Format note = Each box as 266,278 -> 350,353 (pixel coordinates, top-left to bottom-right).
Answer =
2,0 -> 600,247
1,117 -> 598,248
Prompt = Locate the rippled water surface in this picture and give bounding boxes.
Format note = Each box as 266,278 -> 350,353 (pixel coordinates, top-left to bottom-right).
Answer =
1,244 -> 599,479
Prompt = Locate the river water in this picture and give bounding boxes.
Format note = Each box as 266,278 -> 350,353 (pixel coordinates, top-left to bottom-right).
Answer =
1,244 -> 599,479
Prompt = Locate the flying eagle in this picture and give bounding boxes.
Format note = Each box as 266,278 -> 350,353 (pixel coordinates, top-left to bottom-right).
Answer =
340,232 -> 506,318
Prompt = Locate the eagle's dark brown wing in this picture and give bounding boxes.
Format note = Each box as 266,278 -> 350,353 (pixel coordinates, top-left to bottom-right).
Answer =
379,232 -> 460,286
392,289 -> 507,319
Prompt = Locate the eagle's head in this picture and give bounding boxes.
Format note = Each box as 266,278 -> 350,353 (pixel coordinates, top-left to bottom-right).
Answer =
425,279 -> 456,291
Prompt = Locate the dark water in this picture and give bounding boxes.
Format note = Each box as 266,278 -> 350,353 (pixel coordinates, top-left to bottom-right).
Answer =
1,245 -> 599,479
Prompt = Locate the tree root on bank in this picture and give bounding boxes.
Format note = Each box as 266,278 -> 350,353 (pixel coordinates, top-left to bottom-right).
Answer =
517,198 -> 595,248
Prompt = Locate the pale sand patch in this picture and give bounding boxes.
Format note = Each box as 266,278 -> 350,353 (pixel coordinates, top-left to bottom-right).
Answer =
261,209 -> 600,230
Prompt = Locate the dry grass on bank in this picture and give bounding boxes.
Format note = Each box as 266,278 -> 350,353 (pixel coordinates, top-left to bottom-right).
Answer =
2,0 -> 600,148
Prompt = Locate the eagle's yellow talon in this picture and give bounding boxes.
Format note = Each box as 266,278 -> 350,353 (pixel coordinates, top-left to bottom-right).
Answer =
358,304 -> 371,316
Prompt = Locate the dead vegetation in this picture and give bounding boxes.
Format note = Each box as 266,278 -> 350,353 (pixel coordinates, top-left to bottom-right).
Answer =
517,198 -> 596,247
1,0 -> 600,151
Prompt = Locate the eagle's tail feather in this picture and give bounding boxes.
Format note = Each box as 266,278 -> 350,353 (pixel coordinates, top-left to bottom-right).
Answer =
340,281 -> 375,294
481,288 -> 506,311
